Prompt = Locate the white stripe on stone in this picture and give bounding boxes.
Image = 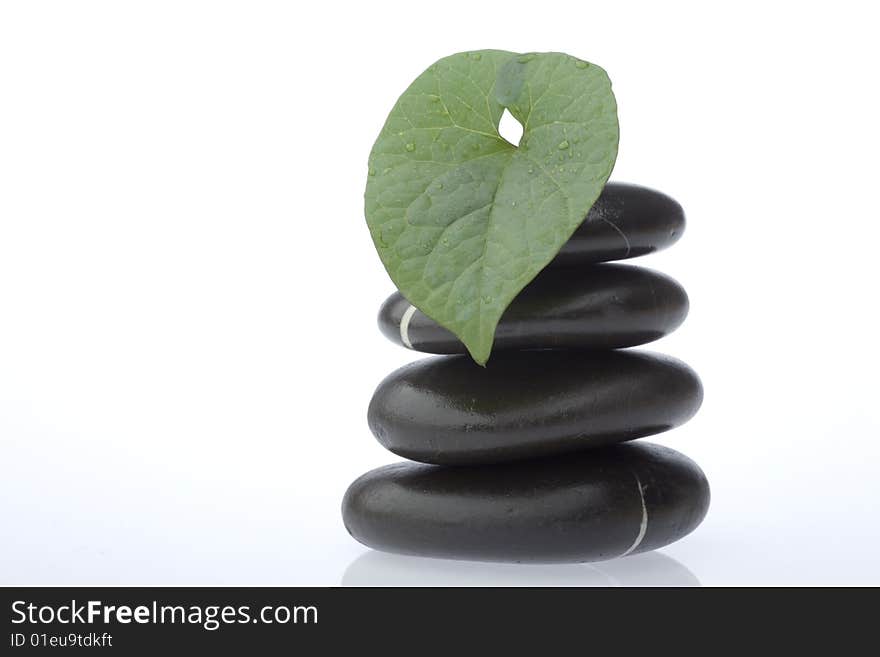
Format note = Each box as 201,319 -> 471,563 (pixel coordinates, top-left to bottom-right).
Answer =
620,475 -> 648,557
399,304 -> 417,349
600,217 -> 632,257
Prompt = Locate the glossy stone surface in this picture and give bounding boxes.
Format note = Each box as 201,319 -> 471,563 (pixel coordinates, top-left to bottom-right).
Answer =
342,442 -> 710,563
368,349 -> 702,465
379,263 -> 688,354
552,182 -> 685,266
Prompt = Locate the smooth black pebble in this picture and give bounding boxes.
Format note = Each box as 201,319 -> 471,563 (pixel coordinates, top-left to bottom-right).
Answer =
342,442 -> 710,563
379,263 -> 688,354
553,182 -> 685,266
368,349 -> 702,465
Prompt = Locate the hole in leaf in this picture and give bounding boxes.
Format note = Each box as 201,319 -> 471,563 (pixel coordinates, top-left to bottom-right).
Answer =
498,108 -> 523,147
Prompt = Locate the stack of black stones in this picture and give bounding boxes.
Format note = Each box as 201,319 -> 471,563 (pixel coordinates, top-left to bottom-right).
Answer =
343,183 -> 709,563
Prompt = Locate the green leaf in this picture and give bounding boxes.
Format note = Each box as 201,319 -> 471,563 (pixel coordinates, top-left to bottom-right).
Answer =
364,50 -> 619,365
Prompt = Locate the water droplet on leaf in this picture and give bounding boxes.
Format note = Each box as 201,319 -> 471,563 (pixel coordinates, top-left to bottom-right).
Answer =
405,143 -> 415,152
558,140 -> 569,150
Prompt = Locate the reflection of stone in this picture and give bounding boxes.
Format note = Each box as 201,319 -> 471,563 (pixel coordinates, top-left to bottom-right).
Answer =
344,183 -> 709,564
342,550 -> 701,587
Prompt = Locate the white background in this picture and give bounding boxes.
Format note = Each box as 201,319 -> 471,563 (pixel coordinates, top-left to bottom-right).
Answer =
1,1 -> 878,586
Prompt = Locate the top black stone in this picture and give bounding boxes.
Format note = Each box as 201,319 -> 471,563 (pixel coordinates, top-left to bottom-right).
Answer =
552,182 -> 685,266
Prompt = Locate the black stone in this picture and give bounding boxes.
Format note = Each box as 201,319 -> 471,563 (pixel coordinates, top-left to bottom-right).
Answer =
379,264 -> 688,355
342,442 -> 710,564
552,182 -> 685,266
368,349 -> 702,465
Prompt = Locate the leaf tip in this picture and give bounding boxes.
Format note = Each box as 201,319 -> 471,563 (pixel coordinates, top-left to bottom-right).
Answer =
464,339 -> 492,368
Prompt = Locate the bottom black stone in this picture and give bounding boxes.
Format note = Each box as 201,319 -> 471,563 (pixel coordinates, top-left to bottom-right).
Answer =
342,443 -> 709,564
